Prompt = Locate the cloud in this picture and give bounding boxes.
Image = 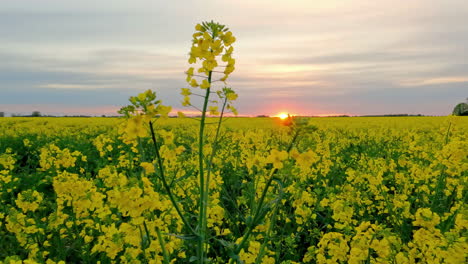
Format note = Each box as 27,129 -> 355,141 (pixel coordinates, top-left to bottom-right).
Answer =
0,49 -> 186,94
0,0 -> 467,116
39,83 -> 117,90
400,77 -> 468,87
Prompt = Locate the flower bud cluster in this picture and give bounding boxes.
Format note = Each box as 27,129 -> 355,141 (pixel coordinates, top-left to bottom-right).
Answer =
118,90 -> 172,141
181,21 -> 238,115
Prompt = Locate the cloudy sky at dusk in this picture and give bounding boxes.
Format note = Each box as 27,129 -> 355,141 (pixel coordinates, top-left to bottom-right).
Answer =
1,0 -> 467,116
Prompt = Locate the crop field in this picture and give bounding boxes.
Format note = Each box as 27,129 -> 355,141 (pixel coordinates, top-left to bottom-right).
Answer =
0,116 -> 466,263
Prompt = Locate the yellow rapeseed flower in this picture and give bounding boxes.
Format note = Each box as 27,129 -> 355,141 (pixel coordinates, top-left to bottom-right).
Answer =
266,149 -> 288,169
140,162 -> 155,174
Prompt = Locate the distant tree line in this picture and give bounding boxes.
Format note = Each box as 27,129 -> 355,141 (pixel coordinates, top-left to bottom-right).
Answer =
360,114 -> 423,117
1,102 -> 466,117
9,111 -> 42,117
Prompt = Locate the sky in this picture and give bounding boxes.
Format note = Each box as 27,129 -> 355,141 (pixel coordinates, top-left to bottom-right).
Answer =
1,0 -> 467,116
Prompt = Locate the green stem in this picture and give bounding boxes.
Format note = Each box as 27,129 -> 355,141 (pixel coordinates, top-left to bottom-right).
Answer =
255,187 -> 282,264
197,70 -> 213,263
156,226 -> 170,264
149,121 -> 196,236
230,129 -> 300,263
229,168 -> 276,264
202,96 -> 229,254
444,122 -> 452,145
138,225 -> 148,262
205,96 -> 228,193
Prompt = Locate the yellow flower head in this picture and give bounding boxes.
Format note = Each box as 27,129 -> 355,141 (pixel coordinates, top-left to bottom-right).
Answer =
140,162 -> 155,174
195,23 -> 204,32
266,149 -> 288,169
16,190 -> 43,213
209,106 -> 219,115
190,79 -> 199,88
181,88 -> 192,96
200,79 -> 211,89
188,21 -> 236,77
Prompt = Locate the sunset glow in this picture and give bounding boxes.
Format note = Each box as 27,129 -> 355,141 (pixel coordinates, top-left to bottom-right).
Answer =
278,113 -> 289,120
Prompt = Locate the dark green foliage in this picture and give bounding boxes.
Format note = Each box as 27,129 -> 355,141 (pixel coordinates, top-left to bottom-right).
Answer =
452,103 -> 468,116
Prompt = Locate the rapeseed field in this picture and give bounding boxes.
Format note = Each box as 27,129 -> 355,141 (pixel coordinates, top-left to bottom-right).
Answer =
0,115 -> 466,263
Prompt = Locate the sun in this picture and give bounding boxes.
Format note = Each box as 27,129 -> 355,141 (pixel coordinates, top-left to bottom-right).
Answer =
278,113 -> 289,120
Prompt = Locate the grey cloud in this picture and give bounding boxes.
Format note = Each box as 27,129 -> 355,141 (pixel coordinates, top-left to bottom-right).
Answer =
1,0 -> 467,116
0,50 -> 186,109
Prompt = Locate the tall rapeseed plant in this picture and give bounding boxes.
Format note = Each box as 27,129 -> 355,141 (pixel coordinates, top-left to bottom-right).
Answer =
118,21 -> 310,263
182,21 -> 239,263
119,21 -> 239,263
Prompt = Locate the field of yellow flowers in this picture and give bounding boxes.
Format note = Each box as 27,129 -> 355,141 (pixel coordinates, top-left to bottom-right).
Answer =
0,115 -> 466,263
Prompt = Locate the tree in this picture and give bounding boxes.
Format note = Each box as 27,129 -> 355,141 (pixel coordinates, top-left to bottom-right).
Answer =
32,111 -> 41,117
0,112 -> 4,117
452,102 -> 468,116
